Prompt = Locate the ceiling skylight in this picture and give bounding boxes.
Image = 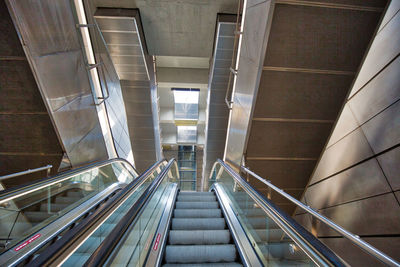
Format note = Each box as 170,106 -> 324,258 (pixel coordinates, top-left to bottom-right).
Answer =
173,88 -> 200,123
172,88 -> 200,104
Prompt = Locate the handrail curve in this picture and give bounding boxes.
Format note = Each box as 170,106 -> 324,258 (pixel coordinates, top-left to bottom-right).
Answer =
25,159 -> 169,267
84,159 -> 176,266
209,159 -> 400,267
241,165 -> 400,267
0,157 -> 143,205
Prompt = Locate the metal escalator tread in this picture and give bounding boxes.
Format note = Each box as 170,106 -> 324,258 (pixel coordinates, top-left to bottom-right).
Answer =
169,230 -> 231,245
163,192 -> 242,266
163,264 -> 243,267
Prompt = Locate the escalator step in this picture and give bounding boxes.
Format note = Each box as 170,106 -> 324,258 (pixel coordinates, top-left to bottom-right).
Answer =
178,192 -> 215,196
174,209 -> 222,218
162,263 -> 243,267
177,195 -> 216,202
175,201 -> 219,209
164,244 -> 237,263
169,230 -> 231,245
172,218 -> 226,230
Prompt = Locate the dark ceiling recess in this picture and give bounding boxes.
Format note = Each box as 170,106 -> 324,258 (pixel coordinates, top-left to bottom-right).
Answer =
0,1 -> 63,188
245,1 -> 387,215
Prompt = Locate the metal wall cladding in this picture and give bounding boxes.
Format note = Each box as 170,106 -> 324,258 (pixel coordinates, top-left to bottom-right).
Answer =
177,126 -> 197,143
377,147 -> 400,191
95,8 -> 160,172
7,0 -> 109,167
349,6 -> 400,97
174,103 -> 199,121
321,237 -> 400,267
0,1 -> 63,187
224,0 -> 273,165
201,16 -> 235,191
298,2 -> 400,264
89,18 -> 133,164
229,0 -> 386,216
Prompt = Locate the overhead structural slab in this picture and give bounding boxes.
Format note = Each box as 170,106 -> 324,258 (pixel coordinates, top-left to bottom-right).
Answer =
202,14 -> 236,191
224,0 -> 386,214
95,8 -> 162,172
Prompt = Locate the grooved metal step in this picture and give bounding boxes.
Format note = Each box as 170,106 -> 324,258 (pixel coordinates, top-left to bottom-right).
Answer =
175,201 -> 219,209
162,264 -> 243,267
165,244 -> 238,263
169,230 -> 231,245
171,218 -> 226,230
164,191 -> 242,266
174,209 -> 222,218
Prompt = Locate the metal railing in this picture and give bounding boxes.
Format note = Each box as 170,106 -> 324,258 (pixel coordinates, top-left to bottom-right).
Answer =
225,0 -> 243,109
238,164 -> 400,267
84,159 -> 177,266
212,159 -> 345,266
0,158 -> 137,205
0,165 -> 52,182
70,0 -> 123,160
25,159 -> 169,267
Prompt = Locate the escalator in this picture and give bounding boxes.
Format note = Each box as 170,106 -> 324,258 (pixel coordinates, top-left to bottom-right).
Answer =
163,191 -> 242,266
1,158 -> 398,266
19,158 -> 340,266
0,158 -> 147,266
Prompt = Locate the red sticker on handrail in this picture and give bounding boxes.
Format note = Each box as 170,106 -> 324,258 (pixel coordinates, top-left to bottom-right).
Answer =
153,233 -> 161,251
14,233 -> 41,251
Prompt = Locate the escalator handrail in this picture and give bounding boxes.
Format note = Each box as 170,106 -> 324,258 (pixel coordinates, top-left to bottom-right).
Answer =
215,159 -> 400,267
239,162 -> 400,267
84,159 -> 176,267
0,158 -> 139,204
214,159 -> 346,267
25,159 -> 167,267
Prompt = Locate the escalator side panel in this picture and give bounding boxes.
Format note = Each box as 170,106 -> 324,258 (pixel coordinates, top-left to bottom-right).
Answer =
0,183 -> 122,266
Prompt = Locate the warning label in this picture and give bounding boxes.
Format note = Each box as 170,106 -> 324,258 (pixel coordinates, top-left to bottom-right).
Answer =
14,233 -> 41,252
152,233 -> 161,251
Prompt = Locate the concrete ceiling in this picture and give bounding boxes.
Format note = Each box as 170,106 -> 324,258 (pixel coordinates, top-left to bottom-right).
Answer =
94,0 -> 238,148
93,0 -> 238,186
94,0 -> 238,57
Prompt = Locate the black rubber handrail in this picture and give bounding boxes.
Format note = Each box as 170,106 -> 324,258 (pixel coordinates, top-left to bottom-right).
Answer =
216,159 -> 346,267
84,159 -> 175,267
25,159 -> 167,267
0,158 -> 138,203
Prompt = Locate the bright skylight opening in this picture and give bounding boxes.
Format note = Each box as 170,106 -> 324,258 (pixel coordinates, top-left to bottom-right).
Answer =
173,88 -> 200,104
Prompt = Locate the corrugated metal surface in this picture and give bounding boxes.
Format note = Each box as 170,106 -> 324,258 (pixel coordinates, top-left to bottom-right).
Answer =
202,14 -> 235,191
224,0 -> 385,215
95,8 -> 160,172
0,2 -> 63,189
5,0 -> 109,170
